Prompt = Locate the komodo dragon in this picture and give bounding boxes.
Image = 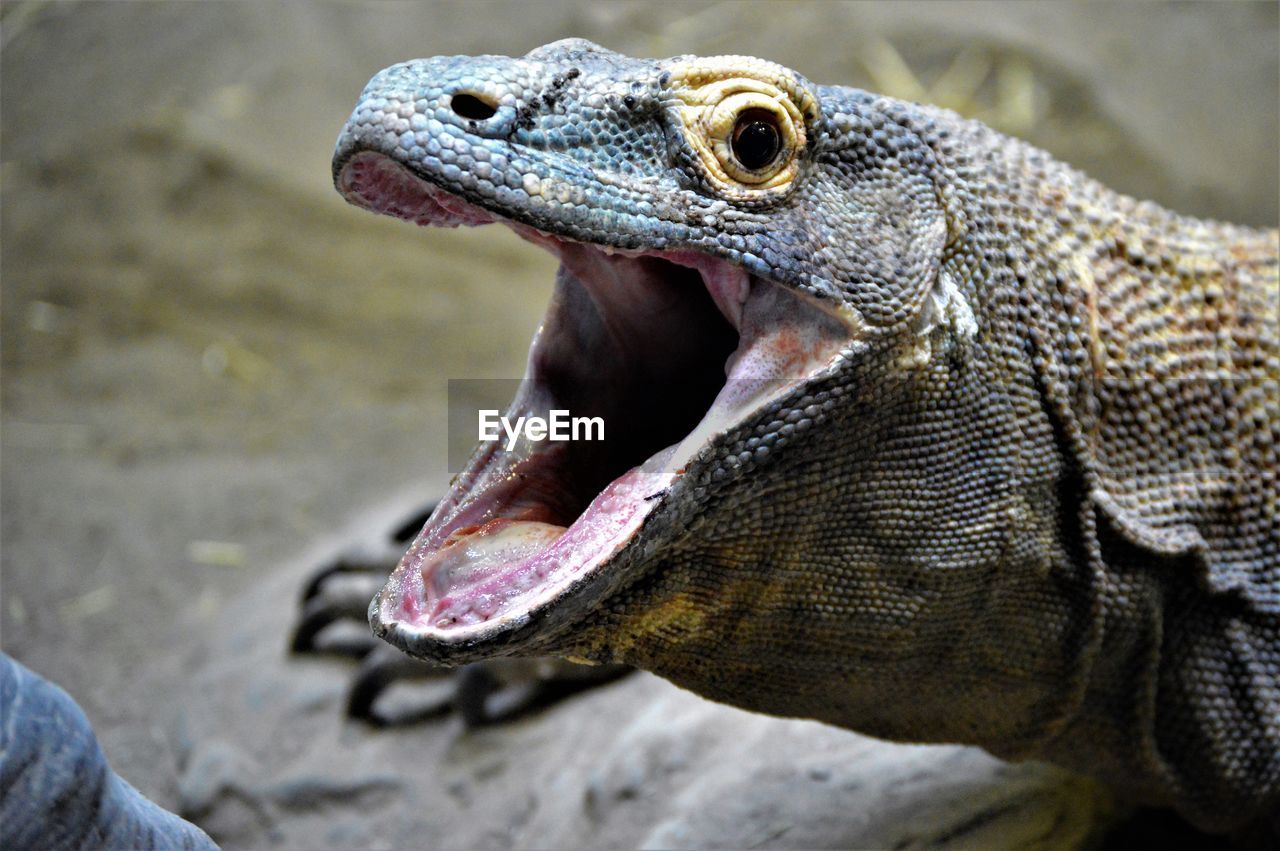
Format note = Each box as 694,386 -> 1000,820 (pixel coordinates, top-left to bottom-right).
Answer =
327,40 -> 1278,836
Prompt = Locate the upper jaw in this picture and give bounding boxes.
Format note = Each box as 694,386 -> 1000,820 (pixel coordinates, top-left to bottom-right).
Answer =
329,51 -> 789,279
329,49 -> 702,257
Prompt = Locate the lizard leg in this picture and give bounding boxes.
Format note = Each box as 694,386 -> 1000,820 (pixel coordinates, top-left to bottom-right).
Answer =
291,500 -> 631,725
291,501 -> 438,656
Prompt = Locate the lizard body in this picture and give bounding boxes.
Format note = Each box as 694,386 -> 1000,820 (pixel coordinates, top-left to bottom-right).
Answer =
331,40 -> 1279,832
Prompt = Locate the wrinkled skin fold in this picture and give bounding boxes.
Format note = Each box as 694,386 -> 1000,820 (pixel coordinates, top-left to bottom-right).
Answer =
332,39 -> 1280,832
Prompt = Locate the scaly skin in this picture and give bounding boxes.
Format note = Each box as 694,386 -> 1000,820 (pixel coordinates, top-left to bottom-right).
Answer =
332,40 -> 1279,832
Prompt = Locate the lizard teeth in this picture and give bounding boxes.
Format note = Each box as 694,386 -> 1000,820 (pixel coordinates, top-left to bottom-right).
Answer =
696,259 -> 750,332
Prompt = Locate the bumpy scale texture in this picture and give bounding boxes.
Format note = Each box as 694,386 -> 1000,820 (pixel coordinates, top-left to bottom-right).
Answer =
334,40 -> 1279,831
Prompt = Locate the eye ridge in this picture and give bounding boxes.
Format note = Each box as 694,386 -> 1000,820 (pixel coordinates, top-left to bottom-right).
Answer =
730,108 -> 782,171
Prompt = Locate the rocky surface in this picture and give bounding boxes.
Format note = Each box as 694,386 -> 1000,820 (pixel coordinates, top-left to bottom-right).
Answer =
2,3 -> 1275,848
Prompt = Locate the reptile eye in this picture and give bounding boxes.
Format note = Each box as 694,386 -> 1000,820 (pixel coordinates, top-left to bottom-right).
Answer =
731,109 -> 782,171
682,81 -> 808,191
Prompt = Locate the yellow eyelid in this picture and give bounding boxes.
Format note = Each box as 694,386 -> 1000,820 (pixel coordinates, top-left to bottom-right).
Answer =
703,92 -> 791,136
665,59 -> 817,195
664,56 -> 820,123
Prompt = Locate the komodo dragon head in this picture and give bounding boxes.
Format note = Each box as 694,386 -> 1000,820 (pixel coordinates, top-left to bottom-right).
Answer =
332,38 -> 980,711
331,40 -> 1280,829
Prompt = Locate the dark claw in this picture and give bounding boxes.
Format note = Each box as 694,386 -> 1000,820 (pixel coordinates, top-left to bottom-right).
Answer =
291,501 -> 437,654
346,647 -> 452,726
453,664 -> 503,727
389,503 -> 438,544
298,559 -> 381,606
291,591 -> 377,656
454,659 -> 632,728
290,568 -> 385,655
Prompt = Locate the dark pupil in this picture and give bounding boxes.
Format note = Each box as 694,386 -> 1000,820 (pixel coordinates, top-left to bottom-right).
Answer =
732,113 -> 781,170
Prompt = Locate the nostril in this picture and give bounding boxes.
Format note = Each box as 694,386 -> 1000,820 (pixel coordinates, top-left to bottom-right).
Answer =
449,92 -> 498,121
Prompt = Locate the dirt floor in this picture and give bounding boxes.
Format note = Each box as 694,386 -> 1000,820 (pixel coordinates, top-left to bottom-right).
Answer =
2,2 -> 1276,848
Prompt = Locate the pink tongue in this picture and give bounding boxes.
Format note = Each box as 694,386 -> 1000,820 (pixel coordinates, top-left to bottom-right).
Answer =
420,520 -> 565,623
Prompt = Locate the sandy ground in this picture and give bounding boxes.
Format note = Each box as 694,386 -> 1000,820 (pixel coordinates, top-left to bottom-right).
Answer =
2,2 -> 1275,848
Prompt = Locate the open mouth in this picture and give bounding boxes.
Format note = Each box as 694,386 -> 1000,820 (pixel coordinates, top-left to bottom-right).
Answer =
336,150 -> 854,657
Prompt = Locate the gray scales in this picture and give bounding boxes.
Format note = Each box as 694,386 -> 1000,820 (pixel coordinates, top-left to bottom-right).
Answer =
330,40 -> 1279,836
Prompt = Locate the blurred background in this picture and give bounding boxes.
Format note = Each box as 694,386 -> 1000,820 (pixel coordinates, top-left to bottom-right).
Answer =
2,2 -> 1276,848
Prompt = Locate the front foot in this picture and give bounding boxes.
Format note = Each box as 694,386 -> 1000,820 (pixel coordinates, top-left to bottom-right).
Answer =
290,500 -> 630,726
346,648 -> 629,727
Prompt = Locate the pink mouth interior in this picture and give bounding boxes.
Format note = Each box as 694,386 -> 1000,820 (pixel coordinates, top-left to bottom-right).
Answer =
338,151 -> 853,637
